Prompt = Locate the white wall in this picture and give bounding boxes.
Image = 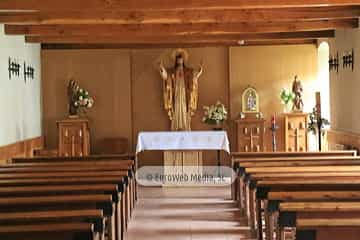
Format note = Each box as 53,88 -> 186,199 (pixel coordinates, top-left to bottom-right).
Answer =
329,26 -> 360,134
0,24 -> 41,146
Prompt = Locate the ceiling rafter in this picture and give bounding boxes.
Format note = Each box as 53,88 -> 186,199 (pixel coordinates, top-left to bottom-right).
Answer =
4,19 -> 357,37
0,6 -> 360,24
1,0 -> 360,11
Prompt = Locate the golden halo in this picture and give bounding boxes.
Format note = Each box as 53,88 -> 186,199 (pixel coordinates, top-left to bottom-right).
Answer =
171,48 -> 189,63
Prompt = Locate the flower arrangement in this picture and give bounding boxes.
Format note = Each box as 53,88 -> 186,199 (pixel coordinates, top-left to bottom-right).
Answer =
202,101 -> 228,125
73,88 -> 94,110
280,88 -> 295,112
67,80 -> 94,116
280,88 -> 295,105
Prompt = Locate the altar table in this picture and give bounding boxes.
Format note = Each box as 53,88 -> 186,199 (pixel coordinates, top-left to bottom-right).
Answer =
136,131 -> 230,154
136,131 -> 230,185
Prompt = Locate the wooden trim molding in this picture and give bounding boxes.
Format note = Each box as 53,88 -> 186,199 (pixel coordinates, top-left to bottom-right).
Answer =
0,136 -> 44,162
327,129 -> 360,151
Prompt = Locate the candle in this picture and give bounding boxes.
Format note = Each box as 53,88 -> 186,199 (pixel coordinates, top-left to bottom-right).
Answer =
272,113 -> 276,125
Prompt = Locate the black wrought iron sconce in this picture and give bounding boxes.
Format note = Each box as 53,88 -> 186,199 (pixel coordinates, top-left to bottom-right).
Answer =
329,53 -> 339,73
343,49 -> 354,71
8,57 -> 21,80
24,62 -> 35,82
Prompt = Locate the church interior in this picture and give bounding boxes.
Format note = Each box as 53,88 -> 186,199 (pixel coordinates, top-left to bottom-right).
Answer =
2,1 -> 360,240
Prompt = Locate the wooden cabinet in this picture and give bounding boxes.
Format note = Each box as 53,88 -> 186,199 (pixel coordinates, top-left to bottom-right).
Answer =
284,113 -> 308,152
57,119 -> 90,157
236,118 -> 265,152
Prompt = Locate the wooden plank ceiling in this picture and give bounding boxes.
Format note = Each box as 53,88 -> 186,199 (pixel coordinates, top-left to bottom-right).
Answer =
0,0 -> 360,48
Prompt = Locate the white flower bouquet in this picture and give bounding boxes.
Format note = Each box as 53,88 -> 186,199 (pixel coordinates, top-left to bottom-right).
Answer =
202,101 -> 228,125
73,88 -> 94,109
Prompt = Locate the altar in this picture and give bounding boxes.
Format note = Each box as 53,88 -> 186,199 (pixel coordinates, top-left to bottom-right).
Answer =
136,131 -> 230,184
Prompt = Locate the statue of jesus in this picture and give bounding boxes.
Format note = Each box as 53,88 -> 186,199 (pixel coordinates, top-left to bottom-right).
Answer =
159,49 -> 203,131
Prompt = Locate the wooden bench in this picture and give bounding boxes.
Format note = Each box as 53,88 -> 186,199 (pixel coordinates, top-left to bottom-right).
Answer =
0,162 -> 135,216
0,222 -> 101,240
0,194 -> 114,240
253,177 -> 360,239
0,183 -> 122,240
240,164 -> 360,237
3,156 -> 137,238
0,171 -> 128,239
10,154 -> 136,163
277,202 -> 360,240
0,209 -> 105,240
263,191 -> 360,240
4,160 -> 137,210
231,151 -> 356,200
237,158 -> 360,218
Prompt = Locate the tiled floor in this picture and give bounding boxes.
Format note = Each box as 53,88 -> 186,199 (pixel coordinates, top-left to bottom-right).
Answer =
125,186 -> 254,240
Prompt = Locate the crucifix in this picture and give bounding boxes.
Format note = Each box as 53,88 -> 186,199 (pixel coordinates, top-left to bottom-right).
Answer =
316,92 -> 322,151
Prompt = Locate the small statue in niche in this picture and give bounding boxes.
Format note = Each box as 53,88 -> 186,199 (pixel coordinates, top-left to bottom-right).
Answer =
247,90 -> 257,111
292,75 -> 304,112
242,86 -> 259,113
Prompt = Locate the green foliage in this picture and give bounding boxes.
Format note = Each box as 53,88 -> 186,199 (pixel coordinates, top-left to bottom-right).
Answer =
280,88 -> 295,105
308,107 -> 330,136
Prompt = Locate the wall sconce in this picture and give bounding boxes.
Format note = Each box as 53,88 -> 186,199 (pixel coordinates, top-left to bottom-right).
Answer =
343,49 -> 354,71
24,62 -> 35,83
8,57 -> 21,80
329,53 -> 339,73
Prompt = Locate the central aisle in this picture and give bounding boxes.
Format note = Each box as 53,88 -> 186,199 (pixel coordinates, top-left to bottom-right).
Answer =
126,186 -> 254,240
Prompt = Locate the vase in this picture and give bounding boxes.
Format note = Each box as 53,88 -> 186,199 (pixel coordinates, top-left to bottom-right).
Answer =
283,103 -> 293,113
212,123 -> 223,131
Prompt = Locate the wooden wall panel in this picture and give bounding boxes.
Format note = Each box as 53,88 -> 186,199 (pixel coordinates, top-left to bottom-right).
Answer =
0,136 -> 44,162
41,49 -> 133,154
41,44 -> 319,165
229,45 -> 319,151
327,129 -> 360,151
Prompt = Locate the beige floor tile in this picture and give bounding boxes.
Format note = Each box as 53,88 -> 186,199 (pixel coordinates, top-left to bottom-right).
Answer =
125,186 -> 254,240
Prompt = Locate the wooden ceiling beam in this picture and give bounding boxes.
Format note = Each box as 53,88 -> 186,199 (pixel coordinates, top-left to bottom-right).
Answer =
1,7 -> 360,24
41,39 -> 318,49
25,30 -> 335,44
5,19 -> 356,36
1,0 -> 360,11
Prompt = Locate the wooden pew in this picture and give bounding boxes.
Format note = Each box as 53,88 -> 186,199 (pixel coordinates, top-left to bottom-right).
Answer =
0,195 -> 114,240
0,161 -> 135,214
0,210 -> 105,240
0,171 -> 128,240
0,222 -> 100,240
10,154 -> 136,163
3,160 -> 137,212
232,151 -> 357,159
231,151 -> 356,201
236,157 -> 360,218
277,202 -> 360,240
3,156 -> 137,239
0,165 -> 134,224
252,177 -> 360,239
241,165 -> 360,237
0,184 -> 119,240
265,191 -> 360,240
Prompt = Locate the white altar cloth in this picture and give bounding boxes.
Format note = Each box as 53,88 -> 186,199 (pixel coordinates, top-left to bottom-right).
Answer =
136,131 -> 230,154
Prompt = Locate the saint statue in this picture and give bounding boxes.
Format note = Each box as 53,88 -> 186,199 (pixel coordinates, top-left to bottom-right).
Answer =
292,75 -> 304,112
247,90 -> 257,111
159,49 -> 203,131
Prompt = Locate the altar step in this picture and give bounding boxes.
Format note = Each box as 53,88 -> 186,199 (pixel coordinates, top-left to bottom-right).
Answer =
126,186 -> 255,240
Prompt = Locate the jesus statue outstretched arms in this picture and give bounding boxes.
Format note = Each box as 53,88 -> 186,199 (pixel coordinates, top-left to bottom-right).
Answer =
159,50 -> 203,131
